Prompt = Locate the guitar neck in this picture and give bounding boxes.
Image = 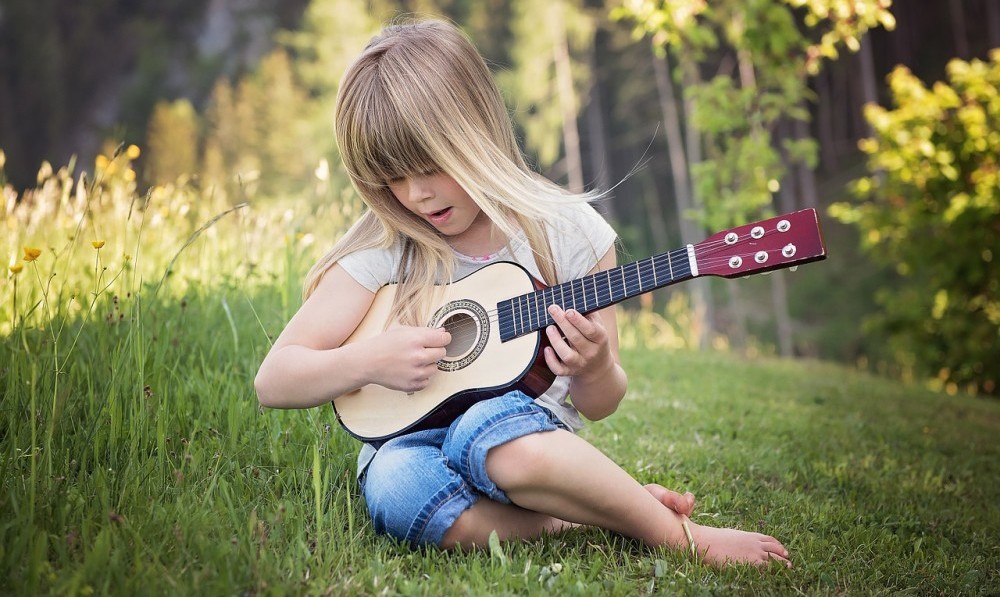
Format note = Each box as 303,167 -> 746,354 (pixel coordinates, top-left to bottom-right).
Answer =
497,245 -> 697,342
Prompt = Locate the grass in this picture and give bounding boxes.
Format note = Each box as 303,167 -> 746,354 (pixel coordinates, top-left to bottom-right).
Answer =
2,160 -> 999,595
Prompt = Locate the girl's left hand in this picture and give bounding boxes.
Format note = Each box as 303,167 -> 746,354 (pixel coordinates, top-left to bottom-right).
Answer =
543,305 -> 612,378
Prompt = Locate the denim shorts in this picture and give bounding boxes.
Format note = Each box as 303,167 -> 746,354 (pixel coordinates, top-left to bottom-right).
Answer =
358,391 -> 564,547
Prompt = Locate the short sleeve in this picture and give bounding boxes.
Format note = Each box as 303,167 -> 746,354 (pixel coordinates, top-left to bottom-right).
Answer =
548,202 -> 618,282
336,244 -> 401,292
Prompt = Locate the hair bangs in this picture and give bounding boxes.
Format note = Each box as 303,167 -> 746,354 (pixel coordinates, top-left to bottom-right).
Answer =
340,77 -> 441,189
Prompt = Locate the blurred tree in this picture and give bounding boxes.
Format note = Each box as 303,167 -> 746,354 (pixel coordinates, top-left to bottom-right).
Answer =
145,99 -> 200,184
279,0 -> 379,136
831,52 -> 1000,395
501,0 -> 595,193
615,0 -> 894,355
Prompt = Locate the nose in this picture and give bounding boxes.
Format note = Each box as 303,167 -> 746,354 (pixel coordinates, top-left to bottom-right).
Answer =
404,175 -> 433,203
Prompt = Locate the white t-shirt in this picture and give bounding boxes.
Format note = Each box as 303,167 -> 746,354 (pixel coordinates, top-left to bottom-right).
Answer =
338,201 -> 617,466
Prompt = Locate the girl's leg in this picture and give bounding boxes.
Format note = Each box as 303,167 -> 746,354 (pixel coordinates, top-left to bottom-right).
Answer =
485,429 -> 791,568
442,483 -> 696,549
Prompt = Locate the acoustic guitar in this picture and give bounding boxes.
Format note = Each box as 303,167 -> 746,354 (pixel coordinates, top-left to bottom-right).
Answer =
333,208 -> 827,441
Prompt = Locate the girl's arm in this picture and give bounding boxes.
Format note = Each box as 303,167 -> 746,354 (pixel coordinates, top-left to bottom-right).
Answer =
254,264 -> 451,409
543,246 -> 628,421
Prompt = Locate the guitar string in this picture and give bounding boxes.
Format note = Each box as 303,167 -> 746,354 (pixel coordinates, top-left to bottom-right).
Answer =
436,226 -> 806,344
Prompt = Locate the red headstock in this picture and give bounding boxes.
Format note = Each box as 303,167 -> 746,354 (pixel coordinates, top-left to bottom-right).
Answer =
694,209 -> 827,278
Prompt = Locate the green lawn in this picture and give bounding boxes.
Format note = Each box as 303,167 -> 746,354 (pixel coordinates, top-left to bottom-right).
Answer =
3,280 -> 997,595
3,176 -> 997,594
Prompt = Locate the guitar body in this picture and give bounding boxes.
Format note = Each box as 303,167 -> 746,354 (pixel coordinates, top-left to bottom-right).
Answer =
332,261 -> 555,441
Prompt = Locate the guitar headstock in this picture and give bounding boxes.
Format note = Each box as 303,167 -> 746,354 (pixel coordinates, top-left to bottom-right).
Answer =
694,208 -> 827,278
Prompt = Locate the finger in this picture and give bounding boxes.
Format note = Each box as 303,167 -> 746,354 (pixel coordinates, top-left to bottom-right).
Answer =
545,325 -> 582,369
543,345 -> 571,377
550,305 -> 604,344
425,327 -> 452,347
547,305 -> 586,346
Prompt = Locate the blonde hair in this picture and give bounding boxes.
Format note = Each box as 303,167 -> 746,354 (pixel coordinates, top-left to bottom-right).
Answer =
305,19 -> 599,325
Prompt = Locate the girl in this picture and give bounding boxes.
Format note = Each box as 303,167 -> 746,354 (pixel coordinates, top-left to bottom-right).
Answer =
255,19 -> 791,568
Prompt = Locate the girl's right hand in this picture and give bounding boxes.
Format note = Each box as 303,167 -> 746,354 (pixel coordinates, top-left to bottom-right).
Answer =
366,326 -> 452,393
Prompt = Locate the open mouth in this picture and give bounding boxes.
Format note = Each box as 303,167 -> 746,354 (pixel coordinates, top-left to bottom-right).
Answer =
427,207 -> 452,222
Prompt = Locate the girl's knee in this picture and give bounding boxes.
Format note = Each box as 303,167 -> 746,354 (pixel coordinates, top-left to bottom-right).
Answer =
485,431 -> 558,490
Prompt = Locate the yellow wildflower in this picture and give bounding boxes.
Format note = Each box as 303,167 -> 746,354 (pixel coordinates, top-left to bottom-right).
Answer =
96,155 -> 109,170
126,144 -> 141,159
23,247 -> 42,262
92,240 -> 106,249
9,263 -> 23,274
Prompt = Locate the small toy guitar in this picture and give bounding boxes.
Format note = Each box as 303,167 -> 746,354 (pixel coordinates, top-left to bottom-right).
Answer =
333,208 -> 827,441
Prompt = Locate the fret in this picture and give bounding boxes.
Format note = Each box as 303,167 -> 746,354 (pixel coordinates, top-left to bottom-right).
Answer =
635,261 -> 643,293
652,255 -> 658,287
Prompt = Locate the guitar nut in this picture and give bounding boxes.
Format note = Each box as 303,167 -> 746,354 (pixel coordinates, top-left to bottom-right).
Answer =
782,244 -> 797,258
755,251 -> 769,263
729,256 -> 743,268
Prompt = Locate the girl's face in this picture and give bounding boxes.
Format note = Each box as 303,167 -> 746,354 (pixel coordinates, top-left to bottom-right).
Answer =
387,172 -> 494,253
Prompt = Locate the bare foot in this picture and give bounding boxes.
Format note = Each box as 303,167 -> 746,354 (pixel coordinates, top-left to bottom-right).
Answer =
643,483 -> 696,517
688,522 -> 792,568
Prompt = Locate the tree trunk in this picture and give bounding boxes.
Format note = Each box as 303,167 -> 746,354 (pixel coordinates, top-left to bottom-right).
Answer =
653,47 -> 713,349
770,269 -> 794,357
987,0 -> 1000,49
584,40 -> 616,222
815,67 -> 838,174
858,33 -> 878,135
793,114 -> 819,209
640,167 -> 671,253
552,6 -> 585,194
949,0 -> 970,59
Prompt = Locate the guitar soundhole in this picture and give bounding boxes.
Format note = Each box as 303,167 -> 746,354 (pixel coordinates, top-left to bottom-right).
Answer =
430,299 -> 490,372
443,312 -> 476,357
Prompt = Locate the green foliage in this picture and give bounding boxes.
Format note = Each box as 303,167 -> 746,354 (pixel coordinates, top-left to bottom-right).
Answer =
614,0 -> 891,232
499,0 -> 594,171
830,51 -> 1000,395
200,49 -> 319,201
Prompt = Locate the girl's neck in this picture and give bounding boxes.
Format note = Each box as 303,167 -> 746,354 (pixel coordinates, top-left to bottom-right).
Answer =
445,210 -> 509,258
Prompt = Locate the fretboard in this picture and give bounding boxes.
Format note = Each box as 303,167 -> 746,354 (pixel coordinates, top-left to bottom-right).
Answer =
497,245 -> 696,342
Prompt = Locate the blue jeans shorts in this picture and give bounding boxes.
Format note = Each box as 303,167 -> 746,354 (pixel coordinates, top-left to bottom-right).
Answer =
358,391 -> 565,547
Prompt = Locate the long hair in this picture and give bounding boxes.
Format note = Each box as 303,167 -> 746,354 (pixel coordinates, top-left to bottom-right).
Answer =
305,19 -> 600,325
